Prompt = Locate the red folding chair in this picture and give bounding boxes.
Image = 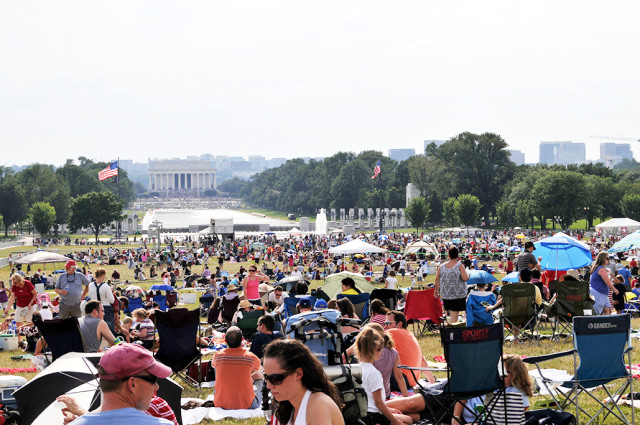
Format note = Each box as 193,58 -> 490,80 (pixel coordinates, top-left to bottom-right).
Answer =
404,288 -> 443,336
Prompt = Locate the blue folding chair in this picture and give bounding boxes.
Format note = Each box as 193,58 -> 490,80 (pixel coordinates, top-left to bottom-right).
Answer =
337,293 -> 370,322
282,296 -> 316,319
124,296 -> 143,315
399,323 -> 510,425
524,314 -> 634,425
153,294 -> 168,311
285,310 -> 343,366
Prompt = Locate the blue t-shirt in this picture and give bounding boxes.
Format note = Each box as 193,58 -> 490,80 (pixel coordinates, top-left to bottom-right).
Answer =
618,268 -> 632,286
70,407 -> 172,425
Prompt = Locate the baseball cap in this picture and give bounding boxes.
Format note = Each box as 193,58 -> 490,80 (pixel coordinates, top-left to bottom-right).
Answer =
65,260 -> 77,268
314,299 -> 328,309
299,297 -> 312,308
98,343 -> 171,381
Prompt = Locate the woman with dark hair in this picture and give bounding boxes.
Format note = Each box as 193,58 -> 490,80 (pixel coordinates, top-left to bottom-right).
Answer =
263,339 -> 344,425
370,299 -> 389,326
337,298 -> 360,335
341,277 -> 361,295
434,247 -> 469,324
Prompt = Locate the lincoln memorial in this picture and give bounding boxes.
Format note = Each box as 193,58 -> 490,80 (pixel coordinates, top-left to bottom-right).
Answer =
148,158 -> 217,193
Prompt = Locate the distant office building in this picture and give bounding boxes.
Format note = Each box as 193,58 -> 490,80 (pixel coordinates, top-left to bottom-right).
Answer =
389,149 -> 415,162
424,140 -> 447,152
508,150 -> 525,165
249,155 -> 266,171
267,158 -> 287,168
539,142 -> 586,165
600,143 -> 633,167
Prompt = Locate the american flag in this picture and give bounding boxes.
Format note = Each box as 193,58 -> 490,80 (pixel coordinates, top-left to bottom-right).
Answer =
98,161 -> 119,181
371,159 -> 381,179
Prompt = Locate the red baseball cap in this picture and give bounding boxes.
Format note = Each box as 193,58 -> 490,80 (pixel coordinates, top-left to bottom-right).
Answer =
65,260 -> 77,268
98,343 -> 171,381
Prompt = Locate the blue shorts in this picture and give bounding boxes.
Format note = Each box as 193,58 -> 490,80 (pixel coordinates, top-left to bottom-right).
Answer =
590,287 -> 610,314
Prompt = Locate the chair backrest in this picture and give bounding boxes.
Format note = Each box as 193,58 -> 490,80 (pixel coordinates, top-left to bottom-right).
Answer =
572,314 -> 631,387
166,291 -> 178,308
501,283 -> 536,325
404,288 -> 443,325
236,310 -> 265,340
282,296 -> 316,319
337,293 -> 370,320
370,288 -> 399,311
220,296 -> 241,323
442,323 -> 504,396
125,296 -> 143,315
34,317 -> 86,362
555,281 -> 593,319
153,295 -> 168,311
154,308 -> 200,373
285,310 -> 342,365
199,295 -> 214,310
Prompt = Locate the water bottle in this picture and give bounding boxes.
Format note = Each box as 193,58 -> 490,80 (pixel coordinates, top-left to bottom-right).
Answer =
9,320 -> 16,334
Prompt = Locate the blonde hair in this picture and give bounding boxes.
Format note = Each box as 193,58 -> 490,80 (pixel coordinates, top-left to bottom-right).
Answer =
11,274 -> 24,285
122,317 -> 134,326
591,252 -> 609,274
132,308 -> 149,320
354,327 -> 384,363
363,323 -> 395,349
504,355 -> 533,397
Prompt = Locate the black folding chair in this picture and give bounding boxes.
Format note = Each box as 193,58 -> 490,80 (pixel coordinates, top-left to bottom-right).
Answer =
236,309 -> 265,341
370,288 -> 399,311
399,323 -> 510,425
34,317 -> 86,363
547,281 -> 593,342
154,308 -> 201,389
500,283 -> 540,345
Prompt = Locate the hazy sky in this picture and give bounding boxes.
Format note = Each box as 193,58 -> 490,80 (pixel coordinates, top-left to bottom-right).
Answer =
1,1 -> 639,167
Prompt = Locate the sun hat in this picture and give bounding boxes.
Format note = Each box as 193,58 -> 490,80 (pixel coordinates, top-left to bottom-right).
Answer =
98,343 -> 171,381
566,269 -> 580,280
238,300 -> 253,310
227,283 -> 238,291
65,260 -> 77,268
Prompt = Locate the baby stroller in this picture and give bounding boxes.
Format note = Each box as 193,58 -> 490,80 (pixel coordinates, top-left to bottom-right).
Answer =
263,310 -> 368,424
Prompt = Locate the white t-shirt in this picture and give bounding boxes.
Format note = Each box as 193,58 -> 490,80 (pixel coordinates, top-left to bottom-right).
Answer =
385,276 -> 398,289
360,362 -> 384,414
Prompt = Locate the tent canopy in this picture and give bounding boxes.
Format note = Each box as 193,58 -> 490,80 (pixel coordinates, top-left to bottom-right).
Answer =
404,241 -> 438,255
321,272 -> 375,299
328,239 -> 387,255
595,218 -> 640,236
15,250 -> 71,265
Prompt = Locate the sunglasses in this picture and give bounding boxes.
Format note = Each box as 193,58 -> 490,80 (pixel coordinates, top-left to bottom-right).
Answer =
124,374 -> 159,385
384,321 -> 396,326
249,269 -> 257,272
264,371 -> 293,385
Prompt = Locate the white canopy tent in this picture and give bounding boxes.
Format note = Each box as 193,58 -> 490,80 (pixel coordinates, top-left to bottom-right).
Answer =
328,239 -> 387,255
595,218 -> 640,236
404,241 -> 438,255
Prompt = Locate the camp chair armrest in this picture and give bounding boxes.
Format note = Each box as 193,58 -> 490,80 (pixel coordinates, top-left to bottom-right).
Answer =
340,318 -> 361,327
397,365 -> 443,372
624,346 -> 633,355
522,349 -> 575,365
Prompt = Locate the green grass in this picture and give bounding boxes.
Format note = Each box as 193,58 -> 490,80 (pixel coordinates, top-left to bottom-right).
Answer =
241,208 -> 316,222
1,249 -> 637,424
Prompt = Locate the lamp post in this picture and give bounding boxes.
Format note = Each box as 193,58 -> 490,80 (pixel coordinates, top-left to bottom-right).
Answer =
583,207 -> 590,231
554,215 -> 562,231
379,210 -> 386,234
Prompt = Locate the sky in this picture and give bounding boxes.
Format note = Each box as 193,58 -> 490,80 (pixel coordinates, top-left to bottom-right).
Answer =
1,1 -> 639,167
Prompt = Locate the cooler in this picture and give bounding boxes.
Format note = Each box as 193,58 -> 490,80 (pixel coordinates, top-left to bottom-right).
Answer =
0,376 -> 27,409
0,333 -> 18,351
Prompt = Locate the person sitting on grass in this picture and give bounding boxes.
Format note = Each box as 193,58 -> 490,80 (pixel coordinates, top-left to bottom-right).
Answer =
130,308 -> 155,350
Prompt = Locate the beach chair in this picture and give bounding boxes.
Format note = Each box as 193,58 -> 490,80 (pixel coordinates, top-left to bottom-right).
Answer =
166,291 -> 178,308
337,293 -> 370,322
154,308 -> 201,389
500,283 -> 540,344
236,309 -> 265,341
220,296 -> 240,324
404,288 -> 443,336
524,314 -> 634,425
547,281 -> 593,342
153,294 -> 168,311
34,317 -> 86,363
399,322 -> 510,425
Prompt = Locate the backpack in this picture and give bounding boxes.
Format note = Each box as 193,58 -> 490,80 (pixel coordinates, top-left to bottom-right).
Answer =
330,365 -> 368,424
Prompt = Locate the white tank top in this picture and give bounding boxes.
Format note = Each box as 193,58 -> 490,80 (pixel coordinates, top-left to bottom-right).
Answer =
289,390 -> 312,425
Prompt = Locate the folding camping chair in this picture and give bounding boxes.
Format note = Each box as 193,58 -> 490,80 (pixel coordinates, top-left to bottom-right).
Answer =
399,323 -> 510,425
34,317 -> 86,363
337,293 -> 370,322
236,309 -> 265,340
153,294 -> 168,311
154,308 -> 201,389
370,288 -> 399,311
166,291 -> 178,308
282,296 -> 316,319
524,314 -> 634,425
124,296 -> 143,315
404,288 -> 443,336
547,280 -> 593,342
220,296 -> 240,324
500,283 -> 540,345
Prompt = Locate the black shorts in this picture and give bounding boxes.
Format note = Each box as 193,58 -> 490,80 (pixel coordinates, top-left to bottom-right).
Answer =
442,297 -> 466,312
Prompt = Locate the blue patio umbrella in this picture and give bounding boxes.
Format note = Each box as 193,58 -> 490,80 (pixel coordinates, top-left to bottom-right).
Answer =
149,284 -> 174,292
502,271 -> 520,283
508,246 -> 521,252
533,232 -> 592,271
452,238 -> 462,244
467,270 -> 498,286
608,230 -> 640,253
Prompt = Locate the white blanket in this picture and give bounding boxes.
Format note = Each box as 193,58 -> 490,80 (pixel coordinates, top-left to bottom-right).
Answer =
181,397 -> 264,425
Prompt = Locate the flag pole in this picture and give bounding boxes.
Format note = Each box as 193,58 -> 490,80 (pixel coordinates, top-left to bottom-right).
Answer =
116,158 -> 121,241
378,161 -> 383,234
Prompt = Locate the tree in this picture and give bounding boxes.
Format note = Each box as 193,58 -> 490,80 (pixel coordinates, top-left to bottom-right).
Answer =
405,197 -> 431,233
68,192 -> 124,242
454,194 -> 481,233
531,171 -> 587,229
218,177 -> 247,196
622,194 -> 640,222
0,176 -> 28,236
443,197 -> 458,228
495,200 -> 514,227
514,200 -> 534,228
30,202 -> 56,236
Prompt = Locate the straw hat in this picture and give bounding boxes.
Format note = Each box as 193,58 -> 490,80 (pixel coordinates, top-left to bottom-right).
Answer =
238,300 -> 253,310
227,283 -> 238,291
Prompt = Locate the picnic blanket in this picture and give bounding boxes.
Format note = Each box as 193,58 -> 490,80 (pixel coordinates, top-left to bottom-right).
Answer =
181,396 -> 263,424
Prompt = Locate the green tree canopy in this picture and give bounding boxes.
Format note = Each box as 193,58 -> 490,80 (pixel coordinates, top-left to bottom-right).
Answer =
454,194 -> 481,231
405,197 -> 430,233
531,171 -> 587,229
68,192 -> 124,242
30,202 -> 56,236
0,176 -> 27,236
218,177 -> 248,196
443,197 -> 458,228
622,194 -> 640,222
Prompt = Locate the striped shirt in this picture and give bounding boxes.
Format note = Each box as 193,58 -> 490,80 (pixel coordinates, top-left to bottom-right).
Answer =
147,396 -> 178,425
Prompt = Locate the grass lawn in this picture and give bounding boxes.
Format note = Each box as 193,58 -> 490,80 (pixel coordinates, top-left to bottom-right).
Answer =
0,248 -> 637,424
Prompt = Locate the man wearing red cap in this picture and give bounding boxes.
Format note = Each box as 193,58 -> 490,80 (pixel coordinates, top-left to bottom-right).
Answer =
54,260 -> 90,319
63,343 -> 174,424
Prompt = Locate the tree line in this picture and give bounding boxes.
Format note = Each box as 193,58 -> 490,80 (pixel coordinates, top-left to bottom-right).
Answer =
241,131 -> 640,231
0,157 -> 133,237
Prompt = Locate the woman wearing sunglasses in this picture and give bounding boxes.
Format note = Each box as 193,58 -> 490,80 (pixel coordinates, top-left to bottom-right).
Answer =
241,266 -> 270,303
263,339 -> 344,425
